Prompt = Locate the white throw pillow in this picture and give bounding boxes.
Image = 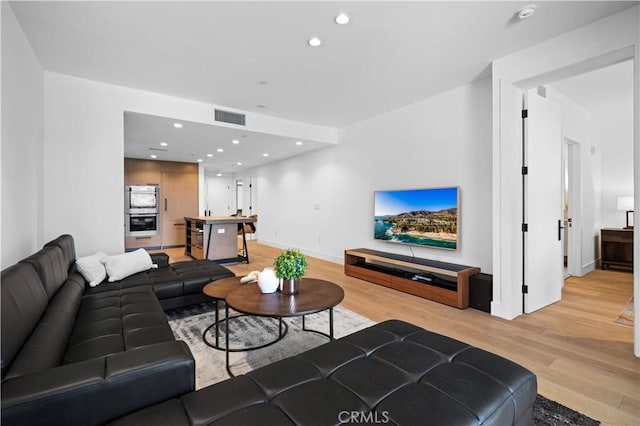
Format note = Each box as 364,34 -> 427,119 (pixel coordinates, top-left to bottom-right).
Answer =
76,252 -> 108,287
102,249 -> 153,282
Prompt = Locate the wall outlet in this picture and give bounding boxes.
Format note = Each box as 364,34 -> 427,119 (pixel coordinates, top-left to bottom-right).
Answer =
218,228 -> 225,234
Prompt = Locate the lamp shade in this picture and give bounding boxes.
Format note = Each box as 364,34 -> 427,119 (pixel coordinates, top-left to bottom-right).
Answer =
616,196 -> 634,211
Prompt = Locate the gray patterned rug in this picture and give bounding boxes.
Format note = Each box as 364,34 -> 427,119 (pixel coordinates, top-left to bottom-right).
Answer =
533,395 -> 599,425
166,302 -> 375,389
166,303 -> 600,425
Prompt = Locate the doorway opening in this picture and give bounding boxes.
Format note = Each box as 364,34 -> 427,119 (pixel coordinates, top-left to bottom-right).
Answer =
235,179 -> 243,215
517,59 -> 634,315
562,139 -> 580,279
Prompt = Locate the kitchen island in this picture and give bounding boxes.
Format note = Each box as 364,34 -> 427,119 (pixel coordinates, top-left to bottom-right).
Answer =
184,216 -> 257,263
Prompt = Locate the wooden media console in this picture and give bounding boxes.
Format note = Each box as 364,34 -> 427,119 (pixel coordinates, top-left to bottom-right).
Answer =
344,248 -> 480,309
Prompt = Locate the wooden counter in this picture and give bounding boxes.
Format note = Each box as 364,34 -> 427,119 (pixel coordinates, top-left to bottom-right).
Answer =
185,216 -> 257,263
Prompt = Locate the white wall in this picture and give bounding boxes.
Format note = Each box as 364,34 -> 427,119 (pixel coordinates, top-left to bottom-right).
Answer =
600,107 -> 634,228
1,2 -> 44,267
545,86 -> 602,274
41,72 -> 337,257
255,79 -> 493,272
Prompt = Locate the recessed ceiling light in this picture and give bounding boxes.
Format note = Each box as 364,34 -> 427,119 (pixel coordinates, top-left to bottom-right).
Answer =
160,142 -> 168,147
217,148 -> 224,153
197,159 -> 203,163
232,140 -> 240,144
516,4 -> 536,20
308,37 -> 322,47
256,104 -> 267,109
236,162 -> 242,166
263,153 -> 269,157
216,172 -> 222,177
296,141 -> 303,146
335,13 -> 350,25
150,154 -> 157,159
173,123 -> 183,128
207,153 -> 213,157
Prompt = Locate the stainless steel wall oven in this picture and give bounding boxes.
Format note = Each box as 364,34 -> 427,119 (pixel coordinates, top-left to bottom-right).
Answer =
125,185 -> 160,236
126,214 -> 159,236
126,185 -> 159,214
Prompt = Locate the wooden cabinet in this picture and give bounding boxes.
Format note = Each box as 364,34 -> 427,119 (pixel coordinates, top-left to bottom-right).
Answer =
185,219 -> 204,259
344,248 -> 480,309
124,159 -> 198,249
161,172 -> 198,247
124,159 -> 161,185
125,234 -> 162,249
601,228 -> 633,271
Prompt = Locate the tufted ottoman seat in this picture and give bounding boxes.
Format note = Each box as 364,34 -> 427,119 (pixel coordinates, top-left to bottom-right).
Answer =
111,320 -> 537,426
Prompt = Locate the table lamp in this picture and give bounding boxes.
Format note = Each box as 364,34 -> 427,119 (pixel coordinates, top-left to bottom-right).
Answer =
616,196 -> 634,229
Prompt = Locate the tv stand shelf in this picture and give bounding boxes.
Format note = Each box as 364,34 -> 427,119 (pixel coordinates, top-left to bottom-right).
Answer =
344,248 -> 480,309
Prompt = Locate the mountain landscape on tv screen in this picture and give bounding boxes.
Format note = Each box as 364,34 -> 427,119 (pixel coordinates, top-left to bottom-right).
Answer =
375,208 -> 457,249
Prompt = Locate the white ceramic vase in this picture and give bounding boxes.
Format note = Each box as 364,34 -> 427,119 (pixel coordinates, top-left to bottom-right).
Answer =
257,267 -> 279,294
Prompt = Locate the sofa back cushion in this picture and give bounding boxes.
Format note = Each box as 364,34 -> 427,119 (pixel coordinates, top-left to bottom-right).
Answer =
44,234 -> 76,272
3,277 -> 84,380
1,263 -> 49,379
19,246 -> 68,300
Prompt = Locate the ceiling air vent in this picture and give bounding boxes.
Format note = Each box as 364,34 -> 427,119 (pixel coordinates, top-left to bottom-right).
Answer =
215,109 -> 246,126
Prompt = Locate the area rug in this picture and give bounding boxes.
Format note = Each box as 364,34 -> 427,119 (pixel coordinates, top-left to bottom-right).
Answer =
166,302 -> 375,389
533,395 -> 599,425
614,297 -> 634,326
166,303 -> 600,425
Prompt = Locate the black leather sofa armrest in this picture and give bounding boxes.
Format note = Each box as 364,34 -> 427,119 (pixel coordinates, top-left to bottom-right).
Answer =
1,341 -> 194,426
150,253 -> 170,268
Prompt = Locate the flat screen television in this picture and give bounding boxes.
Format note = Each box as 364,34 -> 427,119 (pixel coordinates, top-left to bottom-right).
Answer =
374,187 -> 459,250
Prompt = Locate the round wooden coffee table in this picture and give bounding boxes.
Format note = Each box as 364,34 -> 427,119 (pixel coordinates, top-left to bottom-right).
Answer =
202,277 -> 288,352
224,278 -> 344,376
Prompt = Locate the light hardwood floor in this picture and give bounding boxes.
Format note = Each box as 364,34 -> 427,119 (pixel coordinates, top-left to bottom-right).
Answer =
157,242 -> 639,425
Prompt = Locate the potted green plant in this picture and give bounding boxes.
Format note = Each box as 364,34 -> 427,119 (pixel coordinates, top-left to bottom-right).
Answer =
274,248 -> 308,295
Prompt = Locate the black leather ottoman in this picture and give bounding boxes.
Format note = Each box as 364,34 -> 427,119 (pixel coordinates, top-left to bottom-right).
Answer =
111,320 -> 537,425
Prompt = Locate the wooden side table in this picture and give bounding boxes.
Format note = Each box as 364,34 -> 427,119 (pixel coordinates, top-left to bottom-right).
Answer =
601,228 -> 633,271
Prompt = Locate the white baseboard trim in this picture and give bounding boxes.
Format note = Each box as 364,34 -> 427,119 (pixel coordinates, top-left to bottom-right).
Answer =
257,239 -> 343,265
581,260 -> 596,276
490,301 -> 521,320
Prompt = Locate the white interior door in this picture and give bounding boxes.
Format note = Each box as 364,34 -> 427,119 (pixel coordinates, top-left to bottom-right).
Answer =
205,176 -> 231,216
243,176 -> 256,217
524,88 -> 563,313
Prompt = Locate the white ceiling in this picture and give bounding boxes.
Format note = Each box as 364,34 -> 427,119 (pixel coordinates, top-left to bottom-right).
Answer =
10,1 -> 638,171
124,112 -> 329,173
550,59 -> 634,120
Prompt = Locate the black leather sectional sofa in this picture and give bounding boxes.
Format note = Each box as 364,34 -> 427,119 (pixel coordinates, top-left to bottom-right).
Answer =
2,234 -> 537,426
1,234 -> 234,426
112,319 -> 538,425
